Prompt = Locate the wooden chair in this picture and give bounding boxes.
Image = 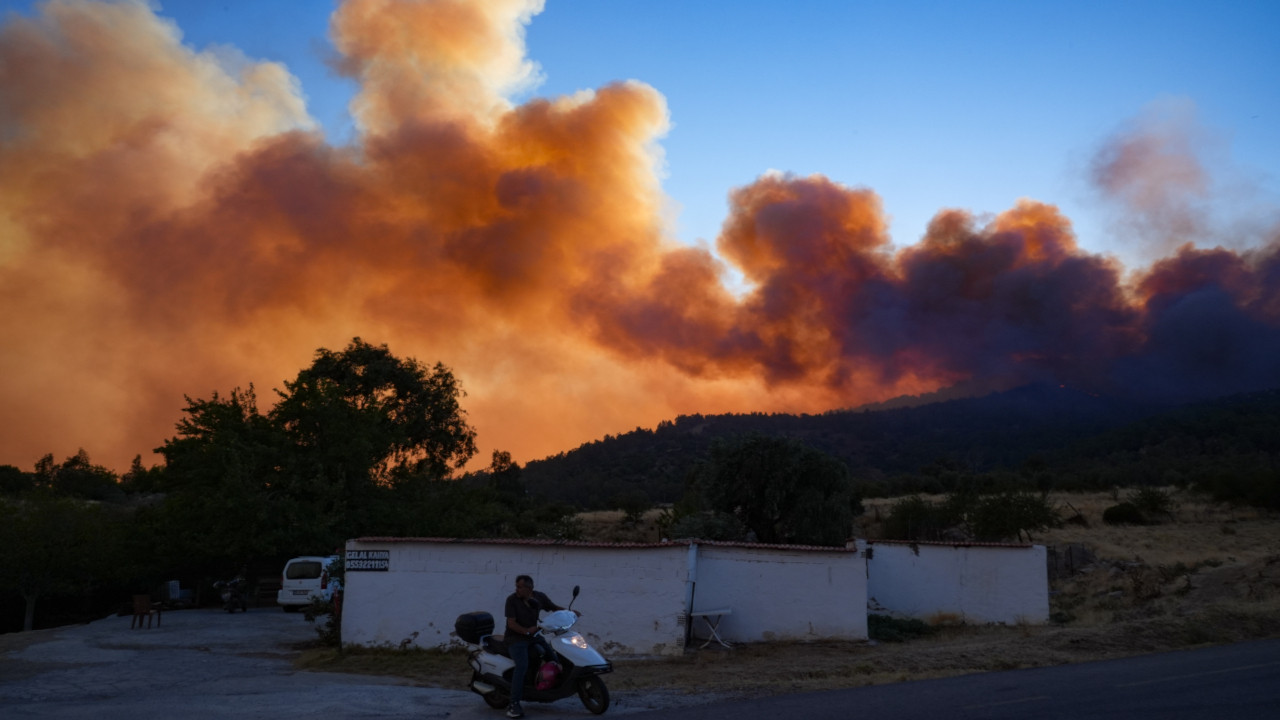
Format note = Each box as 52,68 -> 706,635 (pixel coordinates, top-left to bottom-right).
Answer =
131,594 -> 161,629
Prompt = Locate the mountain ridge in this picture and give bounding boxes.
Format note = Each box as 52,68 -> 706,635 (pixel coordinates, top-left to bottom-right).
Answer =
520,383 -> 1178,507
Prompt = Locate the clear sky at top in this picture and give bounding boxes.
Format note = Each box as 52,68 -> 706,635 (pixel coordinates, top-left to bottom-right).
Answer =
6,0 -> 1278,264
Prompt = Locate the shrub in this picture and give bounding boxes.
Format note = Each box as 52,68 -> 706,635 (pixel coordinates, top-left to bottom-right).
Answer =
667,511 -> 748,541
1102,502 -> 1147,525
304,597 -> 341,646
882,491 -> 1057,542
1129,487 -> 1177,519
611,488 -> 651,526
882,496 -> 959,541
967,492 -> 1059,542
868,614 -> 937,642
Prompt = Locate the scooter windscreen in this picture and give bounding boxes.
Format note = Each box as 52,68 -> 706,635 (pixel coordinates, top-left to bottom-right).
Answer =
540,609 -> 578,633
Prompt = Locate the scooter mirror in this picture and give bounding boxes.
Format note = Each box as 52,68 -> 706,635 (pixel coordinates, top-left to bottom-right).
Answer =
572,585 -> 580,597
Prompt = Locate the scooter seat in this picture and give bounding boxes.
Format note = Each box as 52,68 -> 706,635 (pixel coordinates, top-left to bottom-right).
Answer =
482,635 -> 508,656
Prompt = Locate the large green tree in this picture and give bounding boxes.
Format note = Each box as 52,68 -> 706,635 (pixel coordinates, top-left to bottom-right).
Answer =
268,338 -> 478,543
272,338 -> 477,480
0,494 -> 117,630
150,386 -> 285,569
152,339 -> 480,563
693,434 -> 863,546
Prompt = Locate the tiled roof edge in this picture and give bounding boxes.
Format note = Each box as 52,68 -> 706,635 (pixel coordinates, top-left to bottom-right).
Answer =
349,536 -> 859,552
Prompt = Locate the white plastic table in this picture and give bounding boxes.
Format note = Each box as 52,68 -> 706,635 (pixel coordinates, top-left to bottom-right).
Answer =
690,608 -> 732,649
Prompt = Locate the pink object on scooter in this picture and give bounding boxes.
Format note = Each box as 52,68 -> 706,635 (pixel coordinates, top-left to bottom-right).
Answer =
536,661 -> 562,690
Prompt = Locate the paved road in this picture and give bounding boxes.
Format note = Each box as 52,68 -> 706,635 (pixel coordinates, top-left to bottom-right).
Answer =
0,607 -> 686,719
4,609 -> 1277,719
630,637 -> 1280,720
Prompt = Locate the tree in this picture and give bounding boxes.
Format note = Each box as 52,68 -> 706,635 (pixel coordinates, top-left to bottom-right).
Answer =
882,495 -> 963,542
883,490 -> 1058,542
146,340 -> 481,572
149,385 -> 287,569
965,491 -> 1058,542
612,488 -> 651,526
692,435 -> 863,546
272,338 -> 477,481
269,338 -> 478,541
32,450 -> 120,501
0,494 -> 115,630
120,455 -> 163,494
0,464 -> 33,495
488,449 -> 526,503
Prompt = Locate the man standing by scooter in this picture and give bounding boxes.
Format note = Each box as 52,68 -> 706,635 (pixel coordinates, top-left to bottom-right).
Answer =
504,575 -> 575,718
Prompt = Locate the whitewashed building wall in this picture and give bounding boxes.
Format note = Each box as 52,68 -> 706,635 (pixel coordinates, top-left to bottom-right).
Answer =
342,539 -> 690,656
866,541 -> 1049,624
691,545 -> 868,643
341,538 -> 868,656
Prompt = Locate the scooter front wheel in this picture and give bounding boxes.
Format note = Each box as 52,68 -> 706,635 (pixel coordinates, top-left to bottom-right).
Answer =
577,676 -> 609,714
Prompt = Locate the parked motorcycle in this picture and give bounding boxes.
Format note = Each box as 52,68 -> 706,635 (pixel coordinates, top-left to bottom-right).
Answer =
213,576 -> 248,613
456,586 -> 612,715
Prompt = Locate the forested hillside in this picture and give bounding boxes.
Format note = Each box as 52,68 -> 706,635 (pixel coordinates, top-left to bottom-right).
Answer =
522,385 -> 1280,509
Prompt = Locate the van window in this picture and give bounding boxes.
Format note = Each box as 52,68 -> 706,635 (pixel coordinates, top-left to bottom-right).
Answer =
286,561 -> 324,580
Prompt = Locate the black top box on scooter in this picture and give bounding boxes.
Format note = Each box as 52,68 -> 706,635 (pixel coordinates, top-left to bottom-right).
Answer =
455,611 -> 494,643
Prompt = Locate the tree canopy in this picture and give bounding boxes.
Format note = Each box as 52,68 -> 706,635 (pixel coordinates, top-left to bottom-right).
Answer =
152,338 -> 482,558
150,386 -> 285,565
687,434 -> 863,546
0,493 -> 119,630
271,338 -> 478,484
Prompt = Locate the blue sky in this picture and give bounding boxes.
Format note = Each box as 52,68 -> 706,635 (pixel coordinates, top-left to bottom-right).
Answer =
5,0 -> 1277,263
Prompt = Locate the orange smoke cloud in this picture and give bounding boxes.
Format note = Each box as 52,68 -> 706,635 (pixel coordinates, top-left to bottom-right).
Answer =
2,0 -> 1278,474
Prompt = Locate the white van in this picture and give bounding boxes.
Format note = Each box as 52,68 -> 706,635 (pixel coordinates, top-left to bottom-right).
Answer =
276,555 -> 339,611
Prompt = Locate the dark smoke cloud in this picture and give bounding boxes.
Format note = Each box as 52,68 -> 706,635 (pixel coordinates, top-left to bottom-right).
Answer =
1,0 -> 1277,473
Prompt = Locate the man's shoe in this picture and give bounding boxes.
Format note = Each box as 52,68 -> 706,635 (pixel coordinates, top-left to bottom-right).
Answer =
506,702 -> 524,718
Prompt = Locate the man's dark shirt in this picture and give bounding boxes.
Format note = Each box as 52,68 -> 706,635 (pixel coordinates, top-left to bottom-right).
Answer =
504,590 -> 562,639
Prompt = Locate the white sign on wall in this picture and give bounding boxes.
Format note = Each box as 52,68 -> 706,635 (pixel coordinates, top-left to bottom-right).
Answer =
346,549 -> 390,571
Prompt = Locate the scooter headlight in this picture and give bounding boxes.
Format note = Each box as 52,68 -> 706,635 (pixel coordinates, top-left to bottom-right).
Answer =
560,635 -> 589,650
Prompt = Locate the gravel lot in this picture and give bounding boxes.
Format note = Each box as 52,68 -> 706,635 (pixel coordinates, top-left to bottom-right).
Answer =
0,607 -> 702,718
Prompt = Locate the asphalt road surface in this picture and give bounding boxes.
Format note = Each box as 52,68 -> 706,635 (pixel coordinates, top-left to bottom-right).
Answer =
631,637 -> 1280,720
2,607 -> 1277,719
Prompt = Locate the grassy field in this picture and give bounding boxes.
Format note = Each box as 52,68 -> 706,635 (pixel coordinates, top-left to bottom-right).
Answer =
296,490 -> 1280,699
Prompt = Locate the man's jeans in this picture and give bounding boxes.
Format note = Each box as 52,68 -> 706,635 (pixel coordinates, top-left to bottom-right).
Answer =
508,637 -> 550,704
508,639 -> 530,704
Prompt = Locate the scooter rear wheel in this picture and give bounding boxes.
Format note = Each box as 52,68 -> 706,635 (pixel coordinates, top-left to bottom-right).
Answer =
482,690 -> 509,709
577,676 -> 609,714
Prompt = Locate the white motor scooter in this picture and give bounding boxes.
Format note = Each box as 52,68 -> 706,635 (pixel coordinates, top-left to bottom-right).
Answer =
455,586 -> 612,715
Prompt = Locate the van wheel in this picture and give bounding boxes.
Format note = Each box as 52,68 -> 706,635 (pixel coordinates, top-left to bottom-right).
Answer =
282,605 -> 301,613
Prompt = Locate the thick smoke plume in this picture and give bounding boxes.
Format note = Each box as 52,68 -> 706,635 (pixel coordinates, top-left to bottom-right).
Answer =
2,0 -> 1278,472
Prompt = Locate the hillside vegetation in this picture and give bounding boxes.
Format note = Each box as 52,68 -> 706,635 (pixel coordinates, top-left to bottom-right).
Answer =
5,376 -> 1277,635
522,385 -> 1280,512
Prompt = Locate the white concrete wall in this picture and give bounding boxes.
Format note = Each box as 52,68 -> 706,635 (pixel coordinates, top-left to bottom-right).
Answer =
341,539 -> 868,655
341,540 -> 691,656
866,542 -> 1049,624
691,545 -> 867,643
341,537 -> 1043,656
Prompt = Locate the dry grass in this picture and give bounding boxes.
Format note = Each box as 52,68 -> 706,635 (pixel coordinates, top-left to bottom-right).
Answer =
575,509 -> 669,544
295,643 -> 469,684
298,490 -> 1280,699
0,626 -> 59,654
